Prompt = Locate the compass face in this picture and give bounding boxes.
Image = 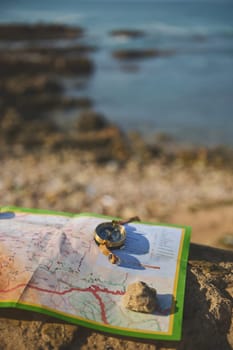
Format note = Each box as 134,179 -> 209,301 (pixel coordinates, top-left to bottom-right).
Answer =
95,222 -> 126,247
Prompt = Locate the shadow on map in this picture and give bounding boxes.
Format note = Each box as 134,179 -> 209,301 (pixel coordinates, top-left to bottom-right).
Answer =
155,294 -> 178,316
115,225 -> 150,270
122,224 -> 150,255
0,212 -> 15,219
117,254 -> 146,270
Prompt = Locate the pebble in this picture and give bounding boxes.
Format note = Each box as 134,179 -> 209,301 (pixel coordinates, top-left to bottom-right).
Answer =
123,281 -> 157,313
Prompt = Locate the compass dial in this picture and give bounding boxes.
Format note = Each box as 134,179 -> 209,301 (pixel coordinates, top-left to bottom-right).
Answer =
94,222 -> 126,248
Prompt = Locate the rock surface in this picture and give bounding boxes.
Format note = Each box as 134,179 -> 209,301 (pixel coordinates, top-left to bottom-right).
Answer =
75,111 -> 109,132
0,24 -> 83,41
112,48 -> 174,60
123,281 -> 157,313
0,23 -> 96,159
0,243 -> 232,350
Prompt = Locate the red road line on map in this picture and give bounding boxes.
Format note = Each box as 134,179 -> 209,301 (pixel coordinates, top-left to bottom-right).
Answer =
0,283 -> 171,320
0,284 -> 124,296
0,283 -> 26,294
91,290 -> 108,323
0,283 -> 124,324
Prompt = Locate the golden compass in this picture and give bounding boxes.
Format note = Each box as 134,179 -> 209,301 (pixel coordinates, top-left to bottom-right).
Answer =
94,216 -> 140,264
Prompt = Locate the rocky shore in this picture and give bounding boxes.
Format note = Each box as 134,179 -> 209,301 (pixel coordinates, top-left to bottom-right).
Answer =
0,24 -> 83,41
1,23 -> 233,250
0,24 -> 94,138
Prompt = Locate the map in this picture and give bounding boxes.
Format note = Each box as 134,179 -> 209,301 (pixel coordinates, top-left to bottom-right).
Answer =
0,206 -> 191,341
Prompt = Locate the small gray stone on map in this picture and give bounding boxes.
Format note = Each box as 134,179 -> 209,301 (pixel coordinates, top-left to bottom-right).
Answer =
123,281 -> 157,313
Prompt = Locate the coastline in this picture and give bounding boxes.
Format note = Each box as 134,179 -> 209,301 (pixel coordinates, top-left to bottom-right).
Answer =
0,23 -> 233,251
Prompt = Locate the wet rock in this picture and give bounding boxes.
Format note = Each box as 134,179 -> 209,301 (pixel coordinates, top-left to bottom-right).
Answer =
0,75 -> 62,97
128,131 -> 162,162
0,54 -> 94,78
123,281 -> 157,313
206,146 -> 233,169
0,75 -> 92,123
0,23 -> 83,41
0,108 -> 22,142
8,44 -> 98,56
16,121 -> 60,149
66,111 -> 130,162
72,125 -> 130,162
0,24 -> 96,155
0,76 -> 63,115
1,94 -> 91,120
110,29 -> 145,38
68,96 -> 93,109
0,105 -> 128,160
0,108 -> 60,148
112,48 -> 174,60
156,132 -> 176,144
75,111 -> 109,132
174,146 -> 233,170
21,95 -> 92,116
0,74 -> 93,126
54,56 -> 94,76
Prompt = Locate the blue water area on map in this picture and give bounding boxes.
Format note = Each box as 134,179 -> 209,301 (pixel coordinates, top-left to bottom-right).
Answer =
0,212 -> 15,219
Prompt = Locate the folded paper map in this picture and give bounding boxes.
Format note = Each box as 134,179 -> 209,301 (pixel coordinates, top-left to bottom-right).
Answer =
0,206 -> 191,341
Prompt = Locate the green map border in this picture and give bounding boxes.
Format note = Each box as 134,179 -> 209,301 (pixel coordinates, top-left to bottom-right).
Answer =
0,205 -> 191,341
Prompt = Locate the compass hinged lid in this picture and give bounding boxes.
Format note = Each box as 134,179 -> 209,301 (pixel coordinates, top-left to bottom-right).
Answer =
94,221 -> 126,248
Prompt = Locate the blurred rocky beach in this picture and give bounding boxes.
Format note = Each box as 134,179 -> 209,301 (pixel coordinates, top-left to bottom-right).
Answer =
1,23 -> 233,250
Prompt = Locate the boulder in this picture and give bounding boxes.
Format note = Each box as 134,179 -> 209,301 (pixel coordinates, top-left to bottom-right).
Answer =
0,243 -> 232,349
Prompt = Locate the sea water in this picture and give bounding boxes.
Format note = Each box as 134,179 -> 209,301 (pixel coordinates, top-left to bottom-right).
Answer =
1,0 -> 233,146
